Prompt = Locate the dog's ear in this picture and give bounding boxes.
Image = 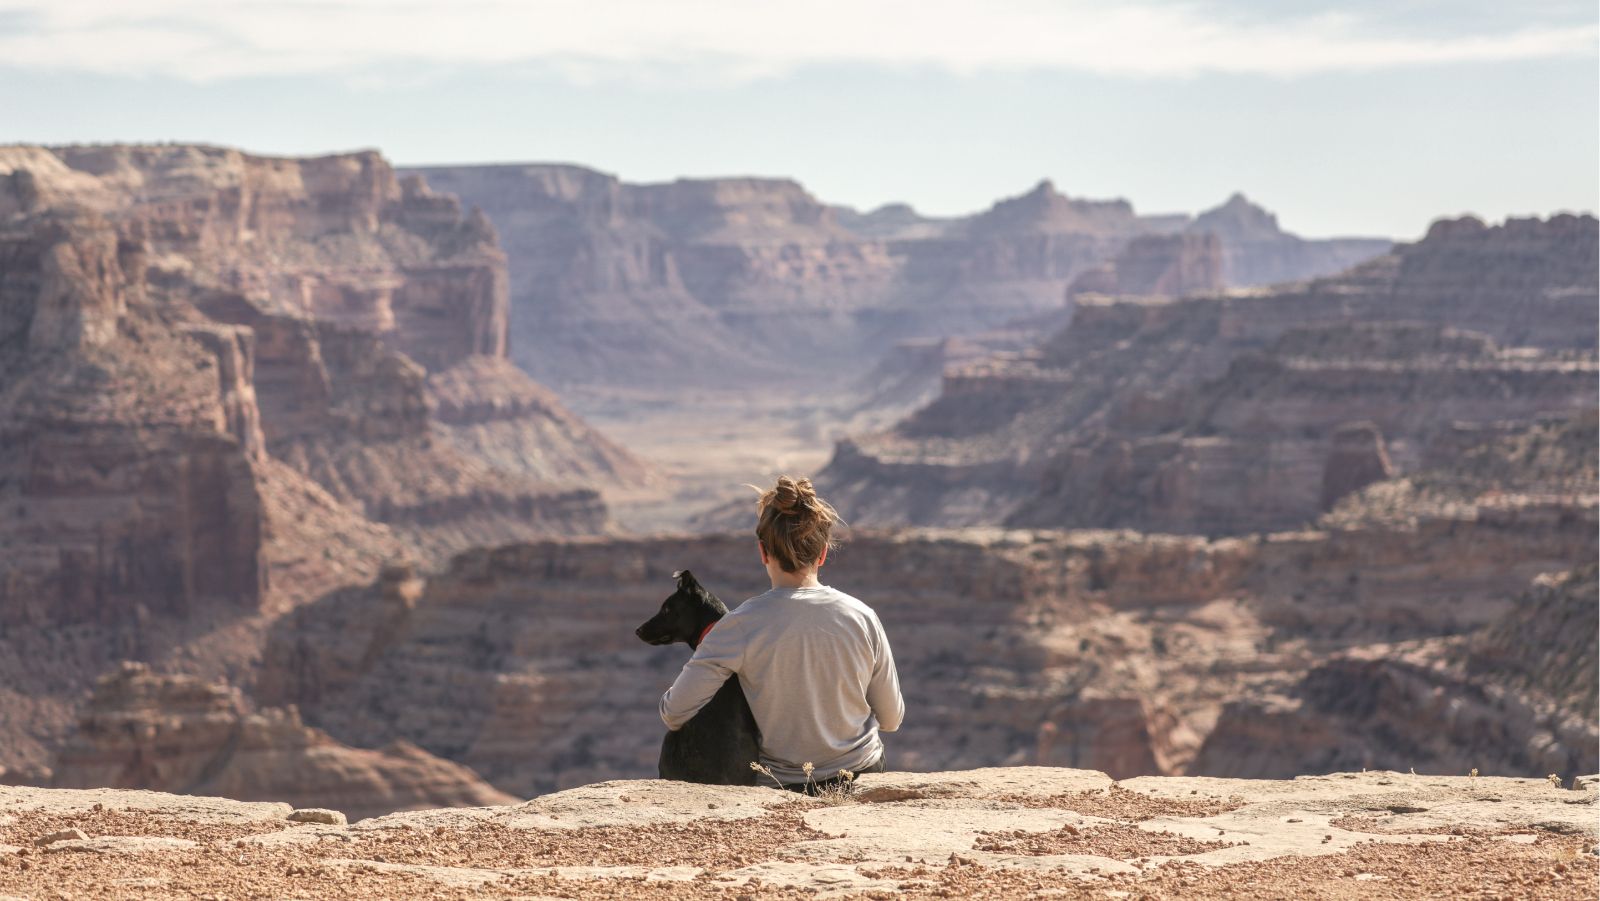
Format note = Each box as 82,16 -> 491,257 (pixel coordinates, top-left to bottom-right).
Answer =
674,570 -> 700,592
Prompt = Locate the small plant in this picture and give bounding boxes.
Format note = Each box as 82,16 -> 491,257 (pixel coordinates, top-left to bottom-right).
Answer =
748,760 -> 858,805
1547,773 -> 1562,788
814,769 -> 858,807
1469,768 -> 1479,778
749,761 -> 785,790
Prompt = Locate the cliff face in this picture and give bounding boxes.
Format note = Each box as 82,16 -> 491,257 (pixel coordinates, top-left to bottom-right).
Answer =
1188,193 -> 1393,287
822,214 -> 1598,535
0,144 -> 641,781
1,144 -> 645,566
1192,566 -> 1599,780
46,662 -> 516,821
259,480 -> 1595,795
403,167 -> 1388,393
1067,232 -> 1226,300
0,211 -> 268,626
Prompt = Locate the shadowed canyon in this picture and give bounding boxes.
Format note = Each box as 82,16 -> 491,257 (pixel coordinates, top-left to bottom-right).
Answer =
0,143 -> 1594,833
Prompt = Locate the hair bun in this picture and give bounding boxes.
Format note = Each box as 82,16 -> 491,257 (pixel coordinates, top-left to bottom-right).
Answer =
754,475 -> 840,573
772,476 -> 815,514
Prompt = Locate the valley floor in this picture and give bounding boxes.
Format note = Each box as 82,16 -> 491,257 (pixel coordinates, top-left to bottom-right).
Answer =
574,388 -> 846,534
2,768 -> 1594,899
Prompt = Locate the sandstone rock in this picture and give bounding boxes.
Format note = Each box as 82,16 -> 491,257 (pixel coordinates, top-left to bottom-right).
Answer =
825,214 -> 1598,535
1319,421 -> 1394,510
46,663 -> 515,821
1191,566 -> 1599,780
263,513 -> 1594,795
851,767 -> 1111,802
43,836 -> 197,855
1068,232 -> 1225,300
403,167 -> 1383,394
0,785 -> 291,824
0,144 -> 645,779
0,770 -> 1591,899
34,828 -> 87,846
1188,192 -> 1392,287
288,808 -> 348,826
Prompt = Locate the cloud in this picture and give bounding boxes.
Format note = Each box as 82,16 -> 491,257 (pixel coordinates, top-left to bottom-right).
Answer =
0,0 -> 1593,82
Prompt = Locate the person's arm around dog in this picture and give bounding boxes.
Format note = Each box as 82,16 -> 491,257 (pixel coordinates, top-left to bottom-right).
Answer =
658,618 -> 742,731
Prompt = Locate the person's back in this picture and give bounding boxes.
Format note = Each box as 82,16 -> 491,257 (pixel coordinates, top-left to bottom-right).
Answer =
659,476 -> 903,787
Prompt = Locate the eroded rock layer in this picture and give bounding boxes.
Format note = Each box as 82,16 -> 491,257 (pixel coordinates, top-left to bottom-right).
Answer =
0,143 -> 640,782
823,214 -> 1598,535
1192,566 -> 1598,780
405,167 -> 1388,392
261,477 -> 1594,796
46,662 -> 516,821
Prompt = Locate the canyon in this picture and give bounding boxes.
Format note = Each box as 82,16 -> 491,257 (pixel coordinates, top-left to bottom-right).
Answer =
406,166 -> 1389,398
257,481 -> 1595,797
822,214 -> 1599,535
409,163 -> 1392,528
0,144 -> 644,783
0,141 -> 1593,830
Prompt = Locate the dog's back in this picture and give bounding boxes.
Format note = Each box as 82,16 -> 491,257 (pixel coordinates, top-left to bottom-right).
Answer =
636,570 -> 761,785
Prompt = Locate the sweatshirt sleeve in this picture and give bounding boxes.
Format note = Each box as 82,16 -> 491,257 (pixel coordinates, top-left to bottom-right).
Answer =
659,619 -> 743,731
866,614 -> 905,733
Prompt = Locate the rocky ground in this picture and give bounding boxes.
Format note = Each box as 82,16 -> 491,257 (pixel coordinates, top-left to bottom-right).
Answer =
1,768 -> 1593,899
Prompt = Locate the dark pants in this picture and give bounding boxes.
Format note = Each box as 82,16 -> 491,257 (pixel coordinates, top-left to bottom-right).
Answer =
781,756 -> 885,795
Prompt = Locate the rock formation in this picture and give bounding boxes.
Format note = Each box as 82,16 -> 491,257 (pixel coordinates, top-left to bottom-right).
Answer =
1187,192 -> 1393,287
1067,232 -> 1226,299
1192,566 -> 1598,780
260,462 -> 1595,795
403,167 -> 1390,394
0,143 -> 643,786
45,662 -> 516,821
822,214 -> 1598,534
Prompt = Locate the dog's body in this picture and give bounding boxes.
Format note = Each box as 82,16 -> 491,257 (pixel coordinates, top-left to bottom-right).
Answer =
635,570 -> 760,785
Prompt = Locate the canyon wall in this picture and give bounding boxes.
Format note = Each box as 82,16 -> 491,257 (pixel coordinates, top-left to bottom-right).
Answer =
0,144 -> 642,782
1186,192 -> 1393,287
822,214 -> 1598,534
46,662 -> 517,821
260,457 -> 1595,795
406,167 -> 1389,394
1192,565 -> 1598,779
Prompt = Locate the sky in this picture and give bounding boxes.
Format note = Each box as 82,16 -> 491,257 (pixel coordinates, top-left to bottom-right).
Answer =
0,0 -> 1596,238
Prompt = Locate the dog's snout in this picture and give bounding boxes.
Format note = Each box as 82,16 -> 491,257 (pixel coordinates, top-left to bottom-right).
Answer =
634,625 -> 646,639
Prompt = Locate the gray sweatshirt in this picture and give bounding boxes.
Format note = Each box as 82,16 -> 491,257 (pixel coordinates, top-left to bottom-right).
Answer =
659,584 -> 904,783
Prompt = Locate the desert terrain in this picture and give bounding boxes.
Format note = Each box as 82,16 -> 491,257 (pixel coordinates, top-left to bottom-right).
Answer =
0,142 -> 1594,901
0,769 -> 1595,899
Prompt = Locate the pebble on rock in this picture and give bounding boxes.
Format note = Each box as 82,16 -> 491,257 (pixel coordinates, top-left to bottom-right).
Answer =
287,809 -> 347,826
34,828 -> 88,846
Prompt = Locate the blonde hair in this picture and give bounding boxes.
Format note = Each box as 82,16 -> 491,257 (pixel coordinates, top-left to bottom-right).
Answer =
754,476 -> 839,573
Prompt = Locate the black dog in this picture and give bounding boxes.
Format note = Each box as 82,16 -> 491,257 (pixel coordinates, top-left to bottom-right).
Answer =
635,570 -> 760,785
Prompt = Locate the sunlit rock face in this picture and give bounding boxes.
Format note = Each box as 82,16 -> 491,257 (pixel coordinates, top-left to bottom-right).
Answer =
0,144 -> 644,783
47,662 -> 517,821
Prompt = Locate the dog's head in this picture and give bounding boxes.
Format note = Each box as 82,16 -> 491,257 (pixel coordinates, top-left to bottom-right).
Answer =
635,570 -> 728,647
